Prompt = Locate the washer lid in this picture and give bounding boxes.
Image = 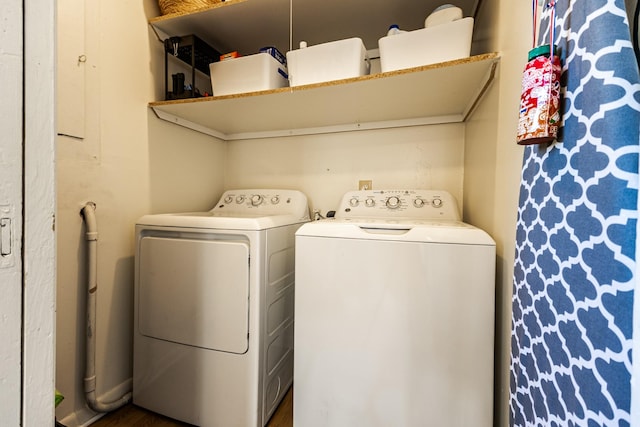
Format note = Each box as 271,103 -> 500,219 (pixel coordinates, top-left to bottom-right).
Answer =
296,218 -> 495,245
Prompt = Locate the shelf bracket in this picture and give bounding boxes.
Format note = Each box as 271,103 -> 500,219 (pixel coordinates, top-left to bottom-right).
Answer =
462,59 -> 499,121
152,108 -> 229,140
152,106 -> 464,141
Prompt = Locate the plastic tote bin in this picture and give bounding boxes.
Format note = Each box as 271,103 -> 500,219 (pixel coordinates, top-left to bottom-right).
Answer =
286,37 -> 370,87
378,17 -> 474,73
209,52 -> 288,96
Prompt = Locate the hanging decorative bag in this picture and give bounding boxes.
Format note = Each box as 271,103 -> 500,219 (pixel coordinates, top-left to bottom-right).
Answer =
158,0 -> 222,16
516,1 -> 562,145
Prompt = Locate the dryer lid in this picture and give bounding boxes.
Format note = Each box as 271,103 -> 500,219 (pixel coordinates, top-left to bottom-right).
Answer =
136,189 -> 310,230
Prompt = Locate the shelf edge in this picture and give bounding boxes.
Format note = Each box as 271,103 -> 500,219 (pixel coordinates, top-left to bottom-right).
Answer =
149,0 -> 247,25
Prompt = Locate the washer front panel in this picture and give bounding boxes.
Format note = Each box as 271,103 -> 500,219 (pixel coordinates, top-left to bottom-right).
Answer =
294,231 -> 496,427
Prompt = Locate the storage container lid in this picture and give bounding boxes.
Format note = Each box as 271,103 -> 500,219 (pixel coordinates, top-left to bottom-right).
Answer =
528,44 -> 558,61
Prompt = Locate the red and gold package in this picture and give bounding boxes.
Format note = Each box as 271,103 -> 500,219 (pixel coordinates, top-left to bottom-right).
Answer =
517,45 -> 561,145
220,51 -> 240,61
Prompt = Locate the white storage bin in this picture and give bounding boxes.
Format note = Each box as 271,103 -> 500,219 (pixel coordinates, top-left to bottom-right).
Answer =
209,52 -> 288,96
378,17 -> 474,73
286,37 -> 370,87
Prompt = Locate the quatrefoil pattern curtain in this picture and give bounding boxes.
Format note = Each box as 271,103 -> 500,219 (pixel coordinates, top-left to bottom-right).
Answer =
510,0 -> 640,425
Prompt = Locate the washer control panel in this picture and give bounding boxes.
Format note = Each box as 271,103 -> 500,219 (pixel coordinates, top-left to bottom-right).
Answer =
213,189 -> 310,220
336,189 -> 460,221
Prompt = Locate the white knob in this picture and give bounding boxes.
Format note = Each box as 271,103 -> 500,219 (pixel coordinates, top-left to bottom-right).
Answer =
224,196 -> 233,204
386,196 -> 401,209
251,195 -> 263,206
432,198 -> 443,208
236,195 -> 245,204
349,197 -> 359,207
271,196 -> 280,204
365,198 -> 375,207
413,198 -> 425,208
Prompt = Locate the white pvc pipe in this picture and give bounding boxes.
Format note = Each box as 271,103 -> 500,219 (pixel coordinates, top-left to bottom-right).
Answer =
81,202 -> 132,413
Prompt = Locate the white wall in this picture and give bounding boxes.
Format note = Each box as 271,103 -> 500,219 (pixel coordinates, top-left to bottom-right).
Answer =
464,0 -> 530,425
225,124 -> 466,215
55,1 -> 225,425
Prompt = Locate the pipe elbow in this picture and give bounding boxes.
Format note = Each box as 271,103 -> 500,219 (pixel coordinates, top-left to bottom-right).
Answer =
80,202 -> 98,239
86,390 -> 132,413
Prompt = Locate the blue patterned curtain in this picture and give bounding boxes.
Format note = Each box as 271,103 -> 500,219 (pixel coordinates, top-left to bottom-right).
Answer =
510,0 -> 640,425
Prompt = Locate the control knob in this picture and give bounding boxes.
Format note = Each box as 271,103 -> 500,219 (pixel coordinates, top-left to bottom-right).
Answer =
432,198 -> 443,208
236,195 -> 245,204
386,196 -> 401,209
349,197 -> 359,207
271,196 -> 280,204
365,198 -> 375,207
413,198 -> 425,208
224,196 -> 233,204
251,195 -> 263,206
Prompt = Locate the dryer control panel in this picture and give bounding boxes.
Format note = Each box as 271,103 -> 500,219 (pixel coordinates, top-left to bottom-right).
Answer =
213,189 -> 310,220
336,189 -> 460,221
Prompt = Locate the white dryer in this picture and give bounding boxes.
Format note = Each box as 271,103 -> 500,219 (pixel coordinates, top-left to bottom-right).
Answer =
133,189 -> 309,427
294,189 -> 496,427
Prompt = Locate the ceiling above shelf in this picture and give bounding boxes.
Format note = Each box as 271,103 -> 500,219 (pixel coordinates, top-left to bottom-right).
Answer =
149,0 -> 481,56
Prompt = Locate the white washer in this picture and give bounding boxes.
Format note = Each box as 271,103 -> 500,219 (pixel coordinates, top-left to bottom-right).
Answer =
294,189 -> 496,427
133,189 -> 309,427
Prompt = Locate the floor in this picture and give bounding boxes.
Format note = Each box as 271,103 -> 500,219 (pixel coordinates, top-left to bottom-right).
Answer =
89,387 -> 293,427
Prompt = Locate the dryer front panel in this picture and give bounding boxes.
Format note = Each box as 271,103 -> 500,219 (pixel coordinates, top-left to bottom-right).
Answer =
138,236 -> 250,354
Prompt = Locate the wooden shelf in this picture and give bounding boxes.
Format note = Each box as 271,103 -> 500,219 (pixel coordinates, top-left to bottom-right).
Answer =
150,53 -> 500,141
150,0 -> 290,56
